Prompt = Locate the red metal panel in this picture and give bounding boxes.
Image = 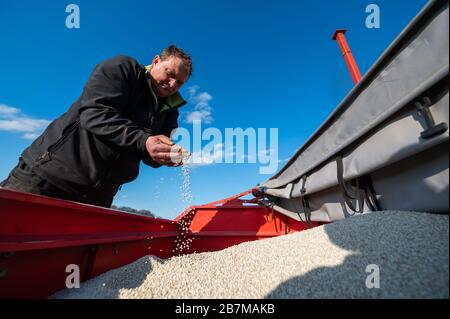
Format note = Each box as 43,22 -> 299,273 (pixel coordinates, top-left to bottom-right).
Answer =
0,189 -> 177,238
0,189 -> 178,298
0,188 -> 319,298
172,196 -> 320,256
0,238 -> 175,299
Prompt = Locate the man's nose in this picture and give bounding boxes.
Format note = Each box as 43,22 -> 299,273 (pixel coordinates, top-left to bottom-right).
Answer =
169,79 -> 177,89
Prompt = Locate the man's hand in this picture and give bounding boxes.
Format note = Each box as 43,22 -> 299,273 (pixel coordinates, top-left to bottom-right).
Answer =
145,135 -> 188,167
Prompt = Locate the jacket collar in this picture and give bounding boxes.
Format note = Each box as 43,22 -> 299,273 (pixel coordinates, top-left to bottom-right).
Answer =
144,65 -> 187,112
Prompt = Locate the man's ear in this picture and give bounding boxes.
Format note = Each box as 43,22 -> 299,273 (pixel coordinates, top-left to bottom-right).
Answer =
152,55 -> 160,66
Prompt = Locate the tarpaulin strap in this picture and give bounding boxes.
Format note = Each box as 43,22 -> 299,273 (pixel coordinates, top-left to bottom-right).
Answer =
336,155 -> 364,215
263,200 -> 279,232
295,175 -> 311,226
415,96 -> 448,139
300,175 -> 307,195
360,175 -> 382,211
271,204 -> 276,225
286,175 -> 306,223
301,195 -> 313,228
353,178 -> 365,213
295,202 -> 305,223
261,196 -> 276,224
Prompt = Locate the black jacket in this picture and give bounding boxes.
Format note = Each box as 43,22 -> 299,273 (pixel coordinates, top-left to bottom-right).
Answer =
22,55 -> 186,204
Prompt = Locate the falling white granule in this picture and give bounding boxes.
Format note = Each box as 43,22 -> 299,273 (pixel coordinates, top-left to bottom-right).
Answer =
180,155 -> 193,206
175,154 -> 195,254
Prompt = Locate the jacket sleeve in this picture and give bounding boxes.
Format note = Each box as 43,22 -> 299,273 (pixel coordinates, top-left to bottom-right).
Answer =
141,110 -> 180,168
78,56 -> 151,157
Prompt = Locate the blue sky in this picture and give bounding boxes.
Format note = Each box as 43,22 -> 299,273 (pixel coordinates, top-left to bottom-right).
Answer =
0,0 -> 428,219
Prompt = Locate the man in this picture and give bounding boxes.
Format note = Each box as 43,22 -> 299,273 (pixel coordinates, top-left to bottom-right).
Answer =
1,45 -> 192,207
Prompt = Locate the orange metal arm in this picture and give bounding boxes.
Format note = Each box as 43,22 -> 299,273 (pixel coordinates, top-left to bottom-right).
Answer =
332,29 -> 362,84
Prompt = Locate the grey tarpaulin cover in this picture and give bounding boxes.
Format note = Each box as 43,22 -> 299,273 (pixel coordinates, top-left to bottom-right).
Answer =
259,0 -> 449,222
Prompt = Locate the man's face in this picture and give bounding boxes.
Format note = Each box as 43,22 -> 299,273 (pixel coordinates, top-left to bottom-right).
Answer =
149,55 -> 189,97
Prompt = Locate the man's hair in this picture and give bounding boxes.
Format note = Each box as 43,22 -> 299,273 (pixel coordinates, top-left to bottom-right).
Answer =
160,45 -> 193,78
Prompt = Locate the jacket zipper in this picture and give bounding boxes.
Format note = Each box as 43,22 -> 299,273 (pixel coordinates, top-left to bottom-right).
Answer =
37,121 -> 79,163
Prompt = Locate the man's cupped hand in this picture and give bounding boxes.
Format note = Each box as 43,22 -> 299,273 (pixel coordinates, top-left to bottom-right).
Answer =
145,135 -> 189,167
